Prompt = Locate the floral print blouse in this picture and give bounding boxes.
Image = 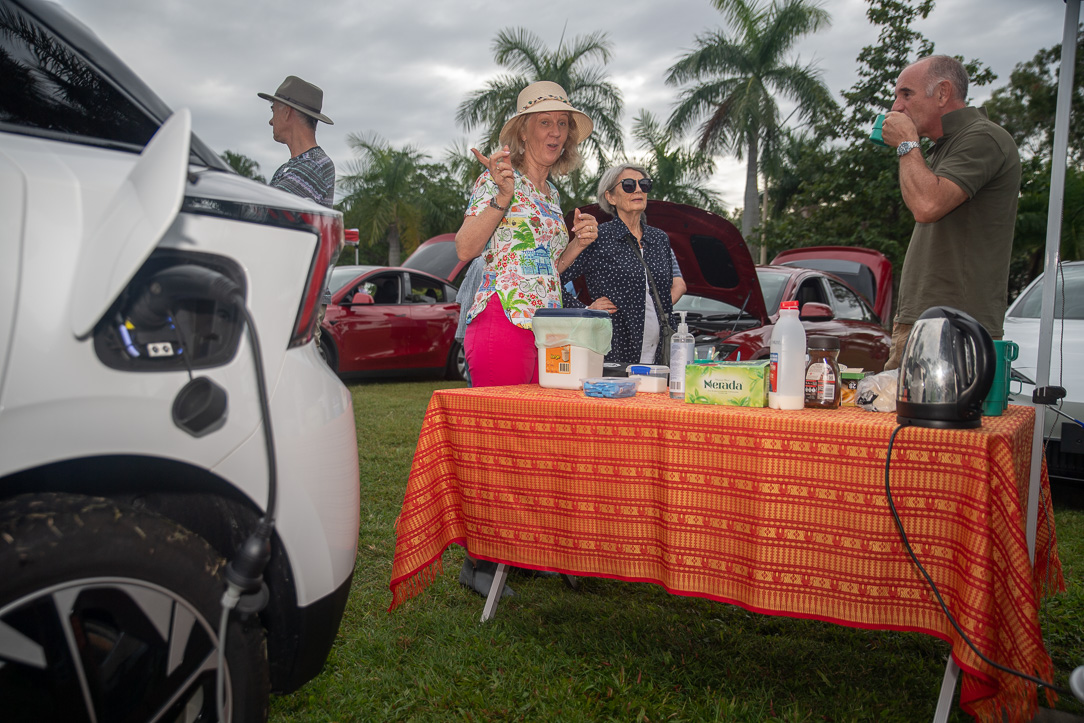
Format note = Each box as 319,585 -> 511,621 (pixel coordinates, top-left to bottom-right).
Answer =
463,169 -> 568,329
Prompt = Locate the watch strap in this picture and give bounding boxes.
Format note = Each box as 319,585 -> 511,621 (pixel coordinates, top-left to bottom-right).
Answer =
489,197 -> 509,212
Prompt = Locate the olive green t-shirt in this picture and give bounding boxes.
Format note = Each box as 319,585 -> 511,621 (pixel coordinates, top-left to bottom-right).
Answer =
895,107 -> 1021,336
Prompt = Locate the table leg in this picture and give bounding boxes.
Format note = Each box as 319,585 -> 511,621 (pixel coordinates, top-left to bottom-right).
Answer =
932,657 -> 960,722
480,563 -> 509,623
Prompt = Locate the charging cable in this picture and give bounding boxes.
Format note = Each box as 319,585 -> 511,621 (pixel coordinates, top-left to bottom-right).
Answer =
883,423 -> 1074,701
125,265 -> 278,720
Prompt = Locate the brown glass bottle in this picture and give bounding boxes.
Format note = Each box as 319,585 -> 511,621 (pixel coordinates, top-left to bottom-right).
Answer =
804,336 -> 841,409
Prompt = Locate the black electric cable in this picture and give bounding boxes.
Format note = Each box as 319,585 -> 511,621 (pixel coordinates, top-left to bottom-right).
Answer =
884,422 -> 1073,699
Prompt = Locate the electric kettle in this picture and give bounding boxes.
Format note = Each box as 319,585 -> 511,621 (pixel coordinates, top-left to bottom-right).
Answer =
896,306 -> 995,429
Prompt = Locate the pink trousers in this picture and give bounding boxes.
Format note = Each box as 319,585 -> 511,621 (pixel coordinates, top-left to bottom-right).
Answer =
464,294 -> 539,387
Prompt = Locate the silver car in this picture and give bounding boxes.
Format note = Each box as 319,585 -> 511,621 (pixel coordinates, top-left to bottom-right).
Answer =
1004,260 -> 1084,481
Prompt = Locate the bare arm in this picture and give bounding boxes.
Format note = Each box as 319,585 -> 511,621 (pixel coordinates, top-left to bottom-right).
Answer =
555,208 -> 598,273
670,276 -> 687,304
454,147 -> 514,261
898,150 -> 968,224
882,111 -> 968,224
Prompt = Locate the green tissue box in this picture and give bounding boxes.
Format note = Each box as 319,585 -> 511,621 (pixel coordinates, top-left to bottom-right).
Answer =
684,361 -> 769,407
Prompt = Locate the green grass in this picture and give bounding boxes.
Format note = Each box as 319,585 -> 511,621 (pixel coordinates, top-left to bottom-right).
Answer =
270,379 -> 1084,722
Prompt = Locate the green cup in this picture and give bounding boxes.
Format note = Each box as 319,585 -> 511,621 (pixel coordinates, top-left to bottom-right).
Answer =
982,340 -> 1019,416
869,114 -> 887,147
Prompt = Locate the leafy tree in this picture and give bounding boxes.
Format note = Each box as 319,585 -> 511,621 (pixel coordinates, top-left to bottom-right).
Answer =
665,0 -> 837,242
337,134 -> 429,267
985,30 -> 1084,164
629,110 -> 723,213
220,150 -> 266,183
456,27 -> 624,167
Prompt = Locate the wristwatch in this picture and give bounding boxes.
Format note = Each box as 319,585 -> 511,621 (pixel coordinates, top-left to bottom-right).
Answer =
488,197 -> 509,212
897,141 -> 921,157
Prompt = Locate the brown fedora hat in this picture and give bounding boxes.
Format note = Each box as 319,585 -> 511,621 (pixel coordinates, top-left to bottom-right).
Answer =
258,76 -> 333,125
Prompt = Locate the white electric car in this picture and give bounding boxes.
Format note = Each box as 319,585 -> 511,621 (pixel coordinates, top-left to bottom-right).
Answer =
0,1 -> 360,721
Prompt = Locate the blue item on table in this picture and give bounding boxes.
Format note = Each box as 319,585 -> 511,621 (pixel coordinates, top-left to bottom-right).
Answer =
582,377 -> 638,399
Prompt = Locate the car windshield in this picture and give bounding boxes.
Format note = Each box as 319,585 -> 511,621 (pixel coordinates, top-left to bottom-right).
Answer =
673,294 -> 742,316
1008,264 -> 1084,320
328,266 -> 379,295
755,269 -> 789,314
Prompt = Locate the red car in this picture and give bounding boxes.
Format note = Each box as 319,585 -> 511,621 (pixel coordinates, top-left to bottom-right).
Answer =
319,234 -> 468,378
569,201 -> 892,372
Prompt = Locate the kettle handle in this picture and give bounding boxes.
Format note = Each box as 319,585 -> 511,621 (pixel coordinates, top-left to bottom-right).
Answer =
949,313 -> 996,416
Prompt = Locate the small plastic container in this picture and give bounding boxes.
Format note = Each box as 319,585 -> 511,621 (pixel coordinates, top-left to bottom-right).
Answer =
626,364 -> 669,393
582,377 -> 638,399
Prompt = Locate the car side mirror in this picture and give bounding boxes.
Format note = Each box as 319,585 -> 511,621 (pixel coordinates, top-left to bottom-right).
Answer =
347,292 -> 374,306
799,302 -> 834,320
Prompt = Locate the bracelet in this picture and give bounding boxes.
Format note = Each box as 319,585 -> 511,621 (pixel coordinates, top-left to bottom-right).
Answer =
489,197 -> 510,212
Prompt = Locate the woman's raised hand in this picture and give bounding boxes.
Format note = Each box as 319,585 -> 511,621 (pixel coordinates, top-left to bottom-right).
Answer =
471,146 -> 514,206
570,208 -> 599,247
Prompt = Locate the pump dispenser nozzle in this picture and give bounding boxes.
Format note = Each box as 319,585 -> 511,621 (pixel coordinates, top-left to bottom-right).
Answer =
677,310 -> 689,335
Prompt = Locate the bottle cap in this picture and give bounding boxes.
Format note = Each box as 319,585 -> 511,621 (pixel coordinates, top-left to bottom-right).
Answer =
780,301 -> 799,311
807,335 -> 840,350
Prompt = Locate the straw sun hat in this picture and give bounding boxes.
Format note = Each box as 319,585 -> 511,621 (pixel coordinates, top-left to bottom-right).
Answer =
499,81 -> 593,144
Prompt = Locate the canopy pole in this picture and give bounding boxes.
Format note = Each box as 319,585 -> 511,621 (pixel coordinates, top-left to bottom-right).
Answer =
1027,0 -> 1079,560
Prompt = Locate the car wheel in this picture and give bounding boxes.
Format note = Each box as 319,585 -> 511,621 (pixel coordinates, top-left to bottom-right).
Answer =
0,493 -> 270,723
319,335 -> 339,373
446,341 -> 466,381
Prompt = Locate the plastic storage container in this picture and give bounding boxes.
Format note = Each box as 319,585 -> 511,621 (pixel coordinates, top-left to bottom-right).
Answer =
582,377 -> 638,398
532,308 -> 613,389
626,364 -> 669,393
768,300 -> 806,410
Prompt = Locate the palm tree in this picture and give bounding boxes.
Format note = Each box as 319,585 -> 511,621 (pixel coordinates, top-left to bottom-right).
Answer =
630,110 -> 722,213
456,27 -> 624,167
220,150 -> 265,183
337,133 -> 428,266
665,0 -> 836,242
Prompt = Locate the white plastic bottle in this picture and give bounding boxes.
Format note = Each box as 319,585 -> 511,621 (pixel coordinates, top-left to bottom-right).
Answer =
668,311 -> 695,400
768,300 -> 806,410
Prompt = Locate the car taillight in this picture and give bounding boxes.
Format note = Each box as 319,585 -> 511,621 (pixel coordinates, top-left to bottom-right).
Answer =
181,195 -> 344,348
285,210 -> 344,348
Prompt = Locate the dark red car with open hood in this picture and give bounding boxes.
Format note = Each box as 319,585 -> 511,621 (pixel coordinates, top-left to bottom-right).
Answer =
568,201 -> 892,372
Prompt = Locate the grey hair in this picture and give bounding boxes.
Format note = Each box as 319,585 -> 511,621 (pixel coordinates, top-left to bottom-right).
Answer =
920,55 -> 969,102
596,163 -> 651,216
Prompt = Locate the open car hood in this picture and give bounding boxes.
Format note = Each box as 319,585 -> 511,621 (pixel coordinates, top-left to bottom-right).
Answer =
572,201 -> 768,324
401,233 -> 467,285
771,246 -> 893,324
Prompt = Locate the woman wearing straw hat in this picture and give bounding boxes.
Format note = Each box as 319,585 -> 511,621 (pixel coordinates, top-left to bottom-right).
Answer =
455,80 -> 599,388
454,81 -> 597,598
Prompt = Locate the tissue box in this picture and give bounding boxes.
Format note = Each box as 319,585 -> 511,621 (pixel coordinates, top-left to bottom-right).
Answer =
684,361 -> 769,407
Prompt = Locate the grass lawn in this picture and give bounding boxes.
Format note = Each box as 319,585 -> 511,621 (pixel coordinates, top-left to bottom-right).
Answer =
270,379 -> 1084,722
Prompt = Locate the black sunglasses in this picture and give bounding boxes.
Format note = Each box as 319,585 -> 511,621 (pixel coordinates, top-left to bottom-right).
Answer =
616,178 -> 653,194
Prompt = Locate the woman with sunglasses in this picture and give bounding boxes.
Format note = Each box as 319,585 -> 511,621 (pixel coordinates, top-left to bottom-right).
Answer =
561,164 -> 686,365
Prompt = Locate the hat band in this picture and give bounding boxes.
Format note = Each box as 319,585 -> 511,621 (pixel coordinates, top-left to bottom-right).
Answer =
280,94 -> 321,115
519,93 -> 570,113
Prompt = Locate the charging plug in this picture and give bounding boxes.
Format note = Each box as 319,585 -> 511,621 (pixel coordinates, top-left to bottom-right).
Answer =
223,518 -> 274,613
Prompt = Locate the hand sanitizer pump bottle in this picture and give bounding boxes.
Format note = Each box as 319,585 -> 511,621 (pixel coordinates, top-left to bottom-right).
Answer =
668,311 -> 695,400
768,300 -> 806,410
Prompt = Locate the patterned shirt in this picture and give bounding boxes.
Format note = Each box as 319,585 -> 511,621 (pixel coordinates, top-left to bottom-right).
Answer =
270,146 -> 336,208
561,216 -> 678,365
463,169 -> 569,329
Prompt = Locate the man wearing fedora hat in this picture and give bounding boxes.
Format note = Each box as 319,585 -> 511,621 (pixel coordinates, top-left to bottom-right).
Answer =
258,75 -> 336,208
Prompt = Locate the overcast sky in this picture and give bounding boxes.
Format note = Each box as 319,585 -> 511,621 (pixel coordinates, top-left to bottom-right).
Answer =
54,0 -> 1071,208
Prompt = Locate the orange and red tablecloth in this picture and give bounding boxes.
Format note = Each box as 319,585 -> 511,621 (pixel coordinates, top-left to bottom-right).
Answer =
389,385 -> 1064,722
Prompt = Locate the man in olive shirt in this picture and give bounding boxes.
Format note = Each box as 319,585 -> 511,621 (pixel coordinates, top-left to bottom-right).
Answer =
880,55 -> 1021,369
